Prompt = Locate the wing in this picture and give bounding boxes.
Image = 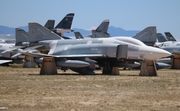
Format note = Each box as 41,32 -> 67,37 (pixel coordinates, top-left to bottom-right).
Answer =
10,45 -> 44,58
1,46 -> 25,54
21,52 -> 106,58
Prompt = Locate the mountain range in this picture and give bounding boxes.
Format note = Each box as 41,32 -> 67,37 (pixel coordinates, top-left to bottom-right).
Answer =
0,25 -> 140,37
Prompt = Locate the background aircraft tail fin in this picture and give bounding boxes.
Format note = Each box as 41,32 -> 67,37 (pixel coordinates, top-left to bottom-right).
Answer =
15,28 -> 29,46
133,26 -> 157,46
55,13 -> 74,29
74,32 -> 84,39
54,13 -> 74,36
44,20 -> 55,30
96,19 -> 109,32
91,19 -> 110,38
164,32 -> 176,41
156,33 -> 167,42
28,22 -> 62,43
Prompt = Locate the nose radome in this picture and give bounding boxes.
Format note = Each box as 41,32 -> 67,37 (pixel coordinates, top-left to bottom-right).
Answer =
154,48 -> 172,59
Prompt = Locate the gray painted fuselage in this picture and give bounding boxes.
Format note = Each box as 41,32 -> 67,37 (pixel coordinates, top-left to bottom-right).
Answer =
37,37 -> 171,61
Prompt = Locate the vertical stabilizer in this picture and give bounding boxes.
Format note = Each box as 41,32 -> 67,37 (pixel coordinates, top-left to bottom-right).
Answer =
164,32 -> 176,41
74,32 -> 84,39
54,13 -> 74,36
55,13 -> 74,29
96,19 -> 109,33
15,28 -> 29,46
91,19 -> 110,38
133,26 -> 157,46
28,23 -> 62,43
44,20 -> 55,30
156,33 -> 167,42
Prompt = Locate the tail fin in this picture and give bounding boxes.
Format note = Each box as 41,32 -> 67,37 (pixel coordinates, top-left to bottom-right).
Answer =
156,33 -> 167,42
15,28 -> 29,46
55,13 -> 74,29
54,13 -> 74,36
164,32 -> 176,41
74,32 -> 84,39
96,19 -> 109,33
44,20 -> 55,30
133,26 -> 157,46
28,22 -> 62,43
91,19 -> 110,38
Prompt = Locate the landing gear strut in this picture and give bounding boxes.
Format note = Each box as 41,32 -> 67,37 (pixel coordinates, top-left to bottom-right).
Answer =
102,60 -> 119,75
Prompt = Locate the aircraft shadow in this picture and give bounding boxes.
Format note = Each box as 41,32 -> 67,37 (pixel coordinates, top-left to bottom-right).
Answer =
28,73 -> 121,76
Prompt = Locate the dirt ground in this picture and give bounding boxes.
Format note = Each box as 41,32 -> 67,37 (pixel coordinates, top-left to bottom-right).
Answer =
0,65 -> 180,111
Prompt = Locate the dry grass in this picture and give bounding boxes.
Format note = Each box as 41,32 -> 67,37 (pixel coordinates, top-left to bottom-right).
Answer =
0,64 -> 180,111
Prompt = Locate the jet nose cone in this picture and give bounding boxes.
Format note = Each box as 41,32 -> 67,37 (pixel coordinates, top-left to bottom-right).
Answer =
154,48 -> 172,60
144,47 -> 172,60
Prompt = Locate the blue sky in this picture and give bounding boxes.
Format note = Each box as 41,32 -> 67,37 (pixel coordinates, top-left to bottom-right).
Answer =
0,0 -> 180,38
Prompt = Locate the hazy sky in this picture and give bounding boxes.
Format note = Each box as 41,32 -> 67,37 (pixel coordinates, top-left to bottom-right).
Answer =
1,0 -> 180,38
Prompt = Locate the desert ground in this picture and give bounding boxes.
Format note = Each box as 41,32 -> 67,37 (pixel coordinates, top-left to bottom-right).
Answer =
0,64 -> 180,111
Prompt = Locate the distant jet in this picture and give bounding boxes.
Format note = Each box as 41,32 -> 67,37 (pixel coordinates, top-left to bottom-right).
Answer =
20,22 -> 171,74
155,32 -> 180,54
140,30 -> 180,68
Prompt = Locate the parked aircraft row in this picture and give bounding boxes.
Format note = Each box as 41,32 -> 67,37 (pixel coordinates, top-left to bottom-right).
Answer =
0,13 -> 177,75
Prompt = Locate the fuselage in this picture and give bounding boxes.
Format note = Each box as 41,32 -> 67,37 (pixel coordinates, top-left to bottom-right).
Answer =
38,37 -> 171,61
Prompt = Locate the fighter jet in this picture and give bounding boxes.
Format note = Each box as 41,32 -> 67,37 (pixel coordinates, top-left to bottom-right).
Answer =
75,30 -> 172,70
19,22 -> 171,74
155,32 -> 180,54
